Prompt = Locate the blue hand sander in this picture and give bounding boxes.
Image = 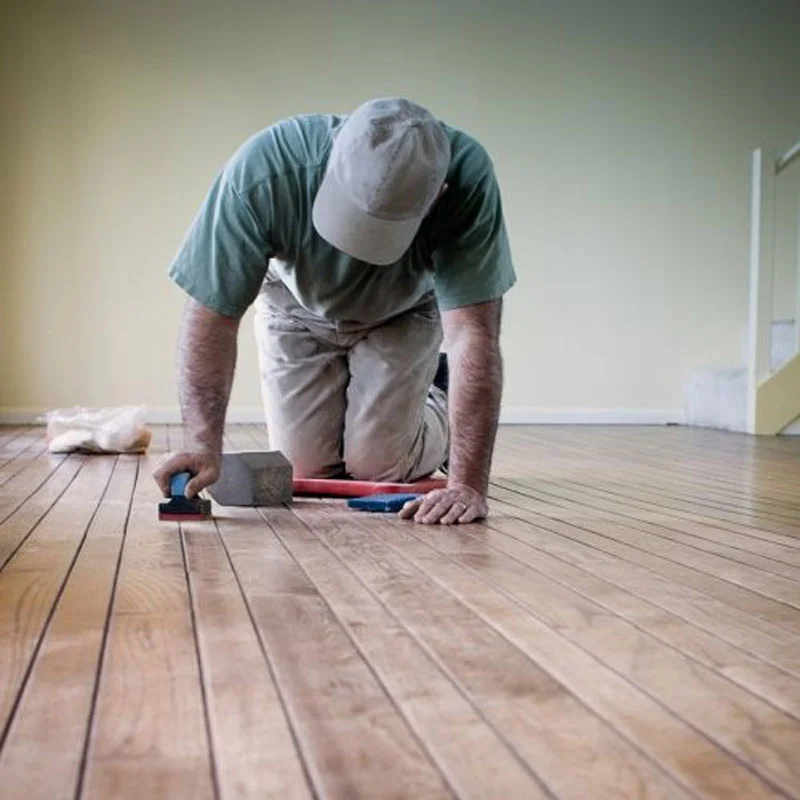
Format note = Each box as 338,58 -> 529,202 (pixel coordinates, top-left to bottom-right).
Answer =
158,471 -> 212,521
347,493 -> 420,512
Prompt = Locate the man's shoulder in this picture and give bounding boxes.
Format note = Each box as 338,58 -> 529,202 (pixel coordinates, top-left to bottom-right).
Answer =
441,123 -> 495,186
222,113 -> 344,194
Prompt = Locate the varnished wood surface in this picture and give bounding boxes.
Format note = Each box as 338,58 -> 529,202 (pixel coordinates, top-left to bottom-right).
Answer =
1,424 -> 800,799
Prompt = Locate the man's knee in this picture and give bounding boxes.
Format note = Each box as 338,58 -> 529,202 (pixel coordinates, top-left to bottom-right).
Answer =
268,427 -> 344,479
344,434 -> 410,483
286,447 -> 344,480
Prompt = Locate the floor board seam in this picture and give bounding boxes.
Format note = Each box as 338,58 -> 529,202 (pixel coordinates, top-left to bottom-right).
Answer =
0,456 -> 118,755
502,473 -> 800,544
179,523 -> 222,800
264,506 -> 467,800
74,459 -> 138,800
487,493 -> 800,647
469,515 -> 800,721
213,514 -> 320,800
279,503 -> 558,800
0,454 -> 71,532
489,482 -> 800,617
393,524 -> 797,799
496,477 -> 800,577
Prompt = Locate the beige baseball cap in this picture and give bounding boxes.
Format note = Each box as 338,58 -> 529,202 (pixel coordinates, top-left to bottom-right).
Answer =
312,97 -> 451,266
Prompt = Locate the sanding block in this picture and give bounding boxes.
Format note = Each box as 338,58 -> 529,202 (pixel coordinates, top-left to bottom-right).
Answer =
158,472 -> 212,521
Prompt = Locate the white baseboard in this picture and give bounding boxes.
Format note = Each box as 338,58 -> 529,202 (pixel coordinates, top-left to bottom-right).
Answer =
0,407 -> 267,425
0,406 -> 683,426
144,407 -> 266,424
0,409 -> 50,425
499,408 -> 682,425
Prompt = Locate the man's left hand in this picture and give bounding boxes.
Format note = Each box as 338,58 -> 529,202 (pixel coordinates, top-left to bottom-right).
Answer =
399,484 -> 488,525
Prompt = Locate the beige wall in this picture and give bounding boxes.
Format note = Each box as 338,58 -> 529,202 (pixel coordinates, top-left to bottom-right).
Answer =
2,0 -> 800,420
774,166 -> 800,322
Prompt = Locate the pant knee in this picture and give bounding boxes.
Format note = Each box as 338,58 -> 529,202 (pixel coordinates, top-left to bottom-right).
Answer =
274,439 -> 344,480
292,459 -> 342,480
344,440 -> 409,483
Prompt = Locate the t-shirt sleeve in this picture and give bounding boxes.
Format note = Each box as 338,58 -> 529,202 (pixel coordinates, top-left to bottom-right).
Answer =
168,171 -> 272,318
430,168 -> 516,311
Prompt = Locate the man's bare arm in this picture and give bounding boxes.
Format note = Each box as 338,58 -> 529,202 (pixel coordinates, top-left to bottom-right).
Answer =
443,298 -> 503,495
400,298 -> 503,525
153,298 -> 240,497
178,298 -> 240,452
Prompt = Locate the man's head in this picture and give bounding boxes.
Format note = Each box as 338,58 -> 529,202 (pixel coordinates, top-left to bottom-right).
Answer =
312,97 -> 451,266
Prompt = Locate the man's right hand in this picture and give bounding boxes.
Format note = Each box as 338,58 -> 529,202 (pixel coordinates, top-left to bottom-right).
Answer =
153,452 -> 221,499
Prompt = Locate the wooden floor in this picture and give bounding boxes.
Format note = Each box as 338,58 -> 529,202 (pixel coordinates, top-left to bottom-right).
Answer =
1,425 -> 800,799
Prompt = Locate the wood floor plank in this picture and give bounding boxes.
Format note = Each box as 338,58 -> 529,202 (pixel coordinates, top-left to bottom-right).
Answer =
3,424 -> 800,797
0,427 -> 25,447
262,505 -> 548,800
81,456 -> 215,800
0,428 -> 35,462
0,457 -> 136,799
0,443 -> 49,489
592,426 -> 800,488
499,428 -> 800,507
551,438 -> 800,512
289,504 -> 691,799
498,476 -> 800,591
0,448 -> 71,527
582,496 -> 800,560
0,430 -> 48,483
499,431 -> 800,534
181,518 -> 313,800
489,483 -> 800,636
0,456 -> 115,732
217,505 -> 454,799
581,469 -> 800,525
375,517 -> 800,797
500,475 -> 800,574
370,516 -> 787,799
487,497 -> 800,676
468,510 -> 800,720
497,428 -> 800,524
494,442 -> 800,550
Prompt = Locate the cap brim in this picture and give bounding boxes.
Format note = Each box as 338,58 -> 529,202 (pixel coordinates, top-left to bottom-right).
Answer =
312,168 -> 421,266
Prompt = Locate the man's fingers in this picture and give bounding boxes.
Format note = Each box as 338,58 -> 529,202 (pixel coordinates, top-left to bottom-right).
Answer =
399,489 -> 488,526
407,491 -> 443,519
152,454 -> 219,499
417,500 -> 451,525
186,466 -> 219,498
439,501 -> 468,526
458,506 -> 481,524
399,498 -> 424,519
458,502 -> 487,524
185,475 -> 204,499
153,456 -> 189,497
153,468 -> 171,497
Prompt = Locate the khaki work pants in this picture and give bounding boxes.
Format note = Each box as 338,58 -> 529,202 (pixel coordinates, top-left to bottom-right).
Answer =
253,280 -> 449,482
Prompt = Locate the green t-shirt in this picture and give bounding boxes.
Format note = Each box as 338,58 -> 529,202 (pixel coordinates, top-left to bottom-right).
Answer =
168,113 -> 516,323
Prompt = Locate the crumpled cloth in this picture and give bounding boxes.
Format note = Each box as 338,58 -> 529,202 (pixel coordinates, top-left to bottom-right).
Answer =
45,405 -> 152,454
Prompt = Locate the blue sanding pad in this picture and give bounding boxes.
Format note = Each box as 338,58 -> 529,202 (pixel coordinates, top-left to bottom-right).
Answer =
347,493 -> 421,512
158,471 -> 211,521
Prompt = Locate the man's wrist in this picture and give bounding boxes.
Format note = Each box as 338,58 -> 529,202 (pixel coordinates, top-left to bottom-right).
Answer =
446,476 -> 488,497
183,427 -> 223,454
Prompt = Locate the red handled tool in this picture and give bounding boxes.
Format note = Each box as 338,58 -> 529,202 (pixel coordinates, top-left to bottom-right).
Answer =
292,477 -> 446,498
